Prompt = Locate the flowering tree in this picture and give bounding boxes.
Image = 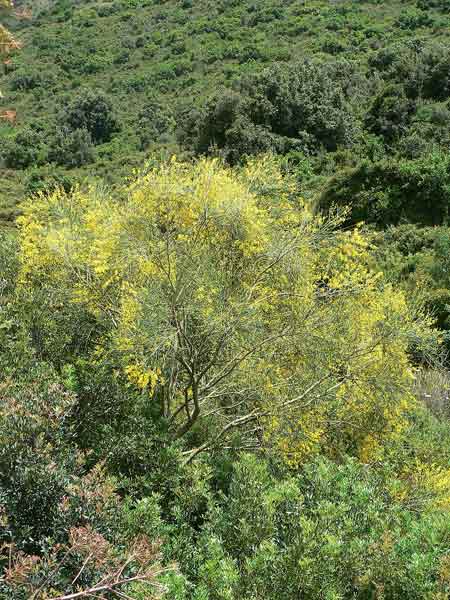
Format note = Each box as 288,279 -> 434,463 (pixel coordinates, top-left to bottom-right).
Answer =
18,157 -> 439,465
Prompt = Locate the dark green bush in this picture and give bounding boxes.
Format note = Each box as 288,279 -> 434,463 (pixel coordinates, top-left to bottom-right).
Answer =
396,9 -> 435,30
10,71 -> 43,91
137,100 -> 175,149
189,59 -> 358,163
417,0 -> 450,11
1,128 -> 48,170
366,84 -> 417,143
320,152 -> 450,226
60,89 -> 120,144
25,168 -> 74,197
423,54 -> 450,100
0,363 -> 79,552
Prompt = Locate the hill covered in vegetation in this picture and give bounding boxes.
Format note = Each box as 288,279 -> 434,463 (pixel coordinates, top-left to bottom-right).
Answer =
3,1 -> 450,598
2,0 -> 450,217
5,0 -> 450,345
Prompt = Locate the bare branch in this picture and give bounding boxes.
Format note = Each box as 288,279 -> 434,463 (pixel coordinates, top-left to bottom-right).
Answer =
46,567 -> 171,600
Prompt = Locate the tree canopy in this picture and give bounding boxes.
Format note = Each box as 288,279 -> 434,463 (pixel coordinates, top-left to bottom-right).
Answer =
17,157 -> 440,468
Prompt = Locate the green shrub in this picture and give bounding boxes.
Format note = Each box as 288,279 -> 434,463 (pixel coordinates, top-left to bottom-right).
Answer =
1,127 -> 48,169
423,54 -> 450,100
0,363 -> 79,552
189,59 -> 358,162
366,84 -> 417,143
320,152 -> 450,226
49,127 -> 95,167
396,9 -> 435,30
10,71 -> 43,91
187,454 -> 450,599
60,89 -> 120,144
25,168 -> 75,197
417,0 -> 450,11
137,100 -> 175,149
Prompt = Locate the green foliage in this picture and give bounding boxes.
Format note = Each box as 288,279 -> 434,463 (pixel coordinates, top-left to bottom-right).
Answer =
1,127 -> 47,170
138,99 -> 175,150
366,84 -> 417,143
3,0 -> 450,225
49,126 -> 95,167
0,361 -> 79,551
395,8 -> 435,30
189,60 -> 358,162
320,152 -> 450,227
373,224 -> 450,352
60,89 -> 120,144
417,0 -> 450,10
24,167 -> 75,197
187,454 -> 450,599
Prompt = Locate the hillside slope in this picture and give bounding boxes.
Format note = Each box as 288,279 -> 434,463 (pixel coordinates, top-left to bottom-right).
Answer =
1,0 -> 450,223
5,4 -> 450,597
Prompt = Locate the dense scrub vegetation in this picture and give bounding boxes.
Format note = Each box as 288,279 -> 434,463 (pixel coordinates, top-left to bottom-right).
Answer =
2,0 -> 450,221
1,157 -> 450,598
3,1 -> 450,598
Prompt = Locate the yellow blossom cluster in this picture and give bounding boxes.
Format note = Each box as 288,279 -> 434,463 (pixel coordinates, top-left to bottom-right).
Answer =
17,157 -> 441,487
